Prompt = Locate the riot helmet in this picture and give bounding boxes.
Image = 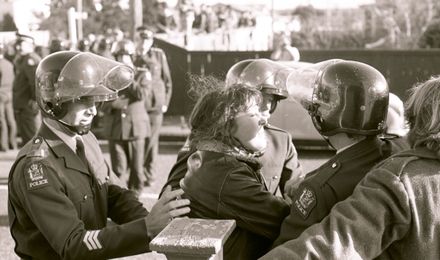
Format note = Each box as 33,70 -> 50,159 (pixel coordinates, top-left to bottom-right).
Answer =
226,59 -> 289,100
49,38 -> 66,54
310,60 -> 389,136
36,51 -> 134,134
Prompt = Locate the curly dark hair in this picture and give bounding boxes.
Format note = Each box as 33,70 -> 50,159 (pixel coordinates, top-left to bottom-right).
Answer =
188,82 -> 262,149
406,75 -> 440,151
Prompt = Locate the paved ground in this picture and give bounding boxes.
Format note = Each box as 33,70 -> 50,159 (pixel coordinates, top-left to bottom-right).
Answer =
0,117 -> 334,259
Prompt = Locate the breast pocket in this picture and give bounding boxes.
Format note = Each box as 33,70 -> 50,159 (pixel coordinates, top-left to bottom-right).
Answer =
70,188 -> 95,222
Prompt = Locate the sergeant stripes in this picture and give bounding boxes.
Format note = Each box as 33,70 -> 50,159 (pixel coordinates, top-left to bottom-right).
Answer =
83,230 -> 102,250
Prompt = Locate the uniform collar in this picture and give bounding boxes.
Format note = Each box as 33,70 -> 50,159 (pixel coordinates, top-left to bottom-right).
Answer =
43,117 -> 78,153
39,119 -> 89,174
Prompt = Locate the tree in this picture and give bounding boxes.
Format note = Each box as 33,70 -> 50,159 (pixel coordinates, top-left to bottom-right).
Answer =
1,13 -> 17,31
418,18 -> 440,48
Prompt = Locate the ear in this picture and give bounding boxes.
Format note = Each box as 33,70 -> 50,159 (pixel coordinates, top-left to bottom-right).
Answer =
186,151 -> 203,177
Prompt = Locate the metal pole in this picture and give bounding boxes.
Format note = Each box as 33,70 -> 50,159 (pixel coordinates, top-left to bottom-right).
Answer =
77,0 -> 83,39
271,0 -> 274,49
130,0 -> 143,41
68,7 -> 78,48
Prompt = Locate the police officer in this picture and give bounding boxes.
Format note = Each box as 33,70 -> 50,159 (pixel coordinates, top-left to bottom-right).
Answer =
271,60 -> 402,246
134,26 -> 173,186
160,59 -> 303,198
8,51 -> 190,259
12,33 -> 41,146
102,39 -> 150,195
261,75 -> 440,260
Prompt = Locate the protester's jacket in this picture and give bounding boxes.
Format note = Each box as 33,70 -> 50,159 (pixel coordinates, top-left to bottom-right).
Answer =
261,146 -> 440,260
180,140 -> 290,260
160,125 -> 302,197
8,124 -> 150,259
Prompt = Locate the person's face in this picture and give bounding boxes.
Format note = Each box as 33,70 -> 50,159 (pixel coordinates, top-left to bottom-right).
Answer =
116,54 -> 134,68
61,99 -> 97,128
16,41 -> 34,55
259,93 -> 278,120
138,38 -> 153,54
232,98 -> 268,152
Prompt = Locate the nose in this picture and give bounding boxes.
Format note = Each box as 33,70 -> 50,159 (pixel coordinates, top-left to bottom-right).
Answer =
258,113 -> 268,126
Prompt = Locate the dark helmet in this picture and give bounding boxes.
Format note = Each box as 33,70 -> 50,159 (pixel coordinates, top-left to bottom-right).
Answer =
77,38 -> 91,52
49,38 -> 66,54
97,37 -> 112,51
111,39 -> 135,57
35,51 -> 134,134
310,60 -> 389,136
225,59 -> 289,100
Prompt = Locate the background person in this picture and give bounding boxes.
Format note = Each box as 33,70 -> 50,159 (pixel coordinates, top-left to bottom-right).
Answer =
12,33 -> 41,146
8,51 -> 190,259
0,42 -> 17,151
134,26 -> 173,186
270,32 -> 300,62
102,39 -> 150,196
261,75 -> 440,260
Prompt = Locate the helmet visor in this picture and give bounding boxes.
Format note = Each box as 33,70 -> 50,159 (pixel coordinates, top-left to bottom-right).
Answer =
57,52 -> 134,102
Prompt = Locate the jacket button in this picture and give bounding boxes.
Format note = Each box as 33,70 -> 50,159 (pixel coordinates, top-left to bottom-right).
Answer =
83,195 -> 88,200
331,162 -> 338,168
272,176 -> 279,180
121,113 -> 126,118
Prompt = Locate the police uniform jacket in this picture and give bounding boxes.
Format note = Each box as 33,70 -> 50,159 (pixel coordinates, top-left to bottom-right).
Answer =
181,140 -> 290,260
261,146 -> 440,260
101,83 -> 150,140
133,47 -> 172,113
8,123 -> 150,259
160,125 -> 302,197
12,52 -> 40,108
273,137 -> 389,246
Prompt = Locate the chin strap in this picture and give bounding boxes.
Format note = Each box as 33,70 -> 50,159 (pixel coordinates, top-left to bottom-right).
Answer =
59,119 -> 92,135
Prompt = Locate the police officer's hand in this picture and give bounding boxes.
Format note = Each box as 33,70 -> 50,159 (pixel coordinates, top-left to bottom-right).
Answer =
144,185 -> 190,238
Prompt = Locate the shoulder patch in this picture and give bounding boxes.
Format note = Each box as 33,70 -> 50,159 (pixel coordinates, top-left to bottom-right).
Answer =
25,162 -> 50,190
293,184 -> 317,219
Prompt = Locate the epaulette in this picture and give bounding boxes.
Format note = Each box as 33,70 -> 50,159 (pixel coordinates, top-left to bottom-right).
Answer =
25,136 -> 49,159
